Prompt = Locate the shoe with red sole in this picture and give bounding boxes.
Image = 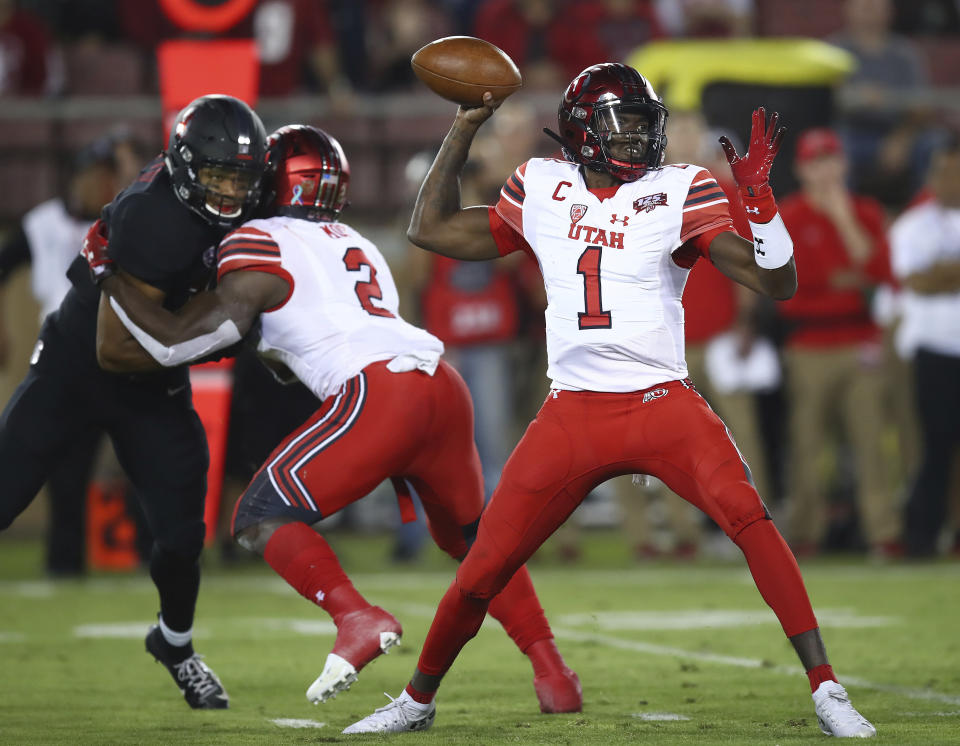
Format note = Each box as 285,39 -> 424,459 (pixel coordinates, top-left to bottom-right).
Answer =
534,667 -> 583,713
306,606 -> 402,704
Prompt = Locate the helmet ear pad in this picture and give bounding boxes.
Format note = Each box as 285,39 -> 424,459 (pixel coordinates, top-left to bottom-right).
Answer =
165,95 -> 269,229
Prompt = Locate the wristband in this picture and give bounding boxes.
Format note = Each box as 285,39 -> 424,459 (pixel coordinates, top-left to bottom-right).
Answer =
748,212 -> 793,270
739,183 -> 778,223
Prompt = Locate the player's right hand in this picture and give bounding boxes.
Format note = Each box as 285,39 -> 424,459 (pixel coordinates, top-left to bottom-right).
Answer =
81,218 -> 114,285
457,91 -> 502,126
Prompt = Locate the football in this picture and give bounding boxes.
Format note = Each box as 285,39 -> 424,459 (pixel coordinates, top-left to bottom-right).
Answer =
411,36 -> 522,107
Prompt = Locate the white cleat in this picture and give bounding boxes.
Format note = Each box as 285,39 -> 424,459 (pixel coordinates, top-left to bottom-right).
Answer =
306,631 -> 401,704
813,681 -> 877,738
342,692 -> 436,734
307,653 -> 358,704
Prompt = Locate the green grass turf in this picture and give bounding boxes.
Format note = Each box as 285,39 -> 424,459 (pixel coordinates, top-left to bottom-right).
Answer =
1,531 -> 958,744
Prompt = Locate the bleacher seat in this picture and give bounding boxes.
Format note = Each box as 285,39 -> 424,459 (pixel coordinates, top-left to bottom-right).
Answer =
63,43 -> 146,96
757,0 -> 844,39
0,159 -> 59,219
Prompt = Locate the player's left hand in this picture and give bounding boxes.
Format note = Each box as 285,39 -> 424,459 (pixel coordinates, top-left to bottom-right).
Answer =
720,107 -> 785,193
80,218 -> 114,285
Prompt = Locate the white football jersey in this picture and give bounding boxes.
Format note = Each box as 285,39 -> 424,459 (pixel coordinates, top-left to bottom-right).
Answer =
495,158 -> 734,392
217,216 -> 443,400
22,198 -> 91,320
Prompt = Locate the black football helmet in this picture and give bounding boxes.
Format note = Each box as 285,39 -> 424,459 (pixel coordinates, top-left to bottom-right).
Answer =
164,95 -> 268,228
265,125 -> 350,222
546,63 -> 668,182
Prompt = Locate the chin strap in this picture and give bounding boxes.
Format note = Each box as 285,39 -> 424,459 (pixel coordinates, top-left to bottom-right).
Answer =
542,127 -> 567,151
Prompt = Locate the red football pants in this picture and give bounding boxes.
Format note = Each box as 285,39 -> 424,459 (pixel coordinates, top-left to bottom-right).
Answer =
234,359 -> 484,557
416,381 -> 798,678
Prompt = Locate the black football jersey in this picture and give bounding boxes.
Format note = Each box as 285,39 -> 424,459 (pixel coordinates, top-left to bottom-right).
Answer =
56,157 -> 226,362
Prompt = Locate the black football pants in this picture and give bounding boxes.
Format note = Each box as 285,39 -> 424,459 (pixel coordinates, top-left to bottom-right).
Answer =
0,318 -> 209,631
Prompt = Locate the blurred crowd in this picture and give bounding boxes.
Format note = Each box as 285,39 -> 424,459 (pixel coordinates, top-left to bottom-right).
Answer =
1,0 -> 959,571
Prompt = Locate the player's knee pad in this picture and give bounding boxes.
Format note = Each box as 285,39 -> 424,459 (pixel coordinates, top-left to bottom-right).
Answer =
455,541 -> 515,601
232,468 -> 290,535
714,481 -> 770,539
154,519 -> 205,561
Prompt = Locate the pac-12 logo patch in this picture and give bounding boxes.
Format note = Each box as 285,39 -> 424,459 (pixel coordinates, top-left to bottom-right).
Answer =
570,204 -> 588,223
642,387 -> 669,403
633,193 -> 668,213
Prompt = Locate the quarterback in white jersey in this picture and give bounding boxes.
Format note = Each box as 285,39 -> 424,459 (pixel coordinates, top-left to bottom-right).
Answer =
87,125 -> 581,716
345,64 -> 876,739
497,156 -> 735,392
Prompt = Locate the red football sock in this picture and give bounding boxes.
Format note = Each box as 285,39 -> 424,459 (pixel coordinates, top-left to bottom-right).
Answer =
415,579 -> 489,679
404,683 -> 436,704
487,566 -> 557,674
734,519 -> 818,637
263,522 -> 369,623
807,663 -> 838,693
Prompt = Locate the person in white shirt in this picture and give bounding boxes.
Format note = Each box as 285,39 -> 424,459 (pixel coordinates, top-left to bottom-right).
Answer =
82,124 -> 581,715
889,133 -> 960,557
343,63 -> 876,739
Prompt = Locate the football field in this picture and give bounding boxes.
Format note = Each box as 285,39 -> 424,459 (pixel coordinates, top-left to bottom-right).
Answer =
1,532 -> 958,745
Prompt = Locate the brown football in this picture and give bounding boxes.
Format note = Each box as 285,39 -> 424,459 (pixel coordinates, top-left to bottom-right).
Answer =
411,36 -> 522,107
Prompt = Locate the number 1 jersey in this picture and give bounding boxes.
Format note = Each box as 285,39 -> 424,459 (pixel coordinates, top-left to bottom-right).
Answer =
492,158 -> 734,392
217,216 -> 443,400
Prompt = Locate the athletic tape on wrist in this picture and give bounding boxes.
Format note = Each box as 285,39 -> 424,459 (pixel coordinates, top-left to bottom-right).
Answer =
748,212 -> 793,270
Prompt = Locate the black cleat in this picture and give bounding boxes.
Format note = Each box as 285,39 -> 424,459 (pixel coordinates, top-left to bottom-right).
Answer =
145,625 -> 229,709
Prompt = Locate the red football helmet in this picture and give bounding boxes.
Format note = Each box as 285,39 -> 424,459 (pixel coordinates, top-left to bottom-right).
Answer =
266,125 -> 350,221
550,63 -> 668,182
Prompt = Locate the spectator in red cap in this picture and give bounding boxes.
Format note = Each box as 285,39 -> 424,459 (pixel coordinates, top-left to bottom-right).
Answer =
777,127 -> 903,558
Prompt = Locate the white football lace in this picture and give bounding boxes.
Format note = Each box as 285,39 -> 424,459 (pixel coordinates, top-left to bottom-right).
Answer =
364,693 -> 419,728
174,656 -> 220,698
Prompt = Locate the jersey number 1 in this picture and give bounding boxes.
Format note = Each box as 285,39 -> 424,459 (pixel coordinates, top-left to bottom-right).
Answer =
577,245 -> 612,329
343,247 -> 395,318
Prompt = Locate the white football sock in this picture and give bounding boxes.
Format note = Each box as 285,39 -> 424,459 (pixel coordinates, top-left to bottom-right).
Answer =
159,616 -> 193,647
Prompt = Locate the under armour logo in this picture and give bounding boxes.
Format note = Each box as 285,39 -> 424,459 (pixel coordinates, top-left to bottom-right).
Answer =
755,237 -> 766,256
745,205 -> 760,215
315,590 -> 325,603
610,214 -> 629,226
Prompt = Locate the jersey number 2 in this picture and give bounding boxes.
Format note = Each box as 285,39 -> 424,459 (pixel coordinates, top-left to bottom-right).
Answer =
577,245 -> 612,329
343,247 -> 395,318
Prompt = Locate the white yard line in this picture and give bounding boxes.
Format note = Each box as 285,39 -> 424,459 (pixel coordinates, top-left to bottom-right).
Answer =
270,718 -> 326,728
552,627 -> 960,707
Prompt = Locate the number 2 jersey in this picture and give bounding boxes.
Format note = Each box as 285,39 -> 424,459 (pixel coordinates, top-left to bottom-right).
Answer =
216,215 -> 443,400
492,158 -> 735,392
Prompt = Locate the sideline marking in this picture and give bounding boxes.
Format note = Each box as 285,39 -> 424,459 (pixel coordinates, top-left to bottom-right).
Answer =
632,712 -> 690,721
73,623 -> 209,639
552,627 -> 960,706
556,609 -> 897,630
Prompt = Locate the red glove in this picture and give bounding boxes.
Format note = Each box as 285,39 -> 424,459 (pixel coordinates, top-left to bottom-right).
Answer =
80,218 -> 114,285
719,107 -> 785,222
